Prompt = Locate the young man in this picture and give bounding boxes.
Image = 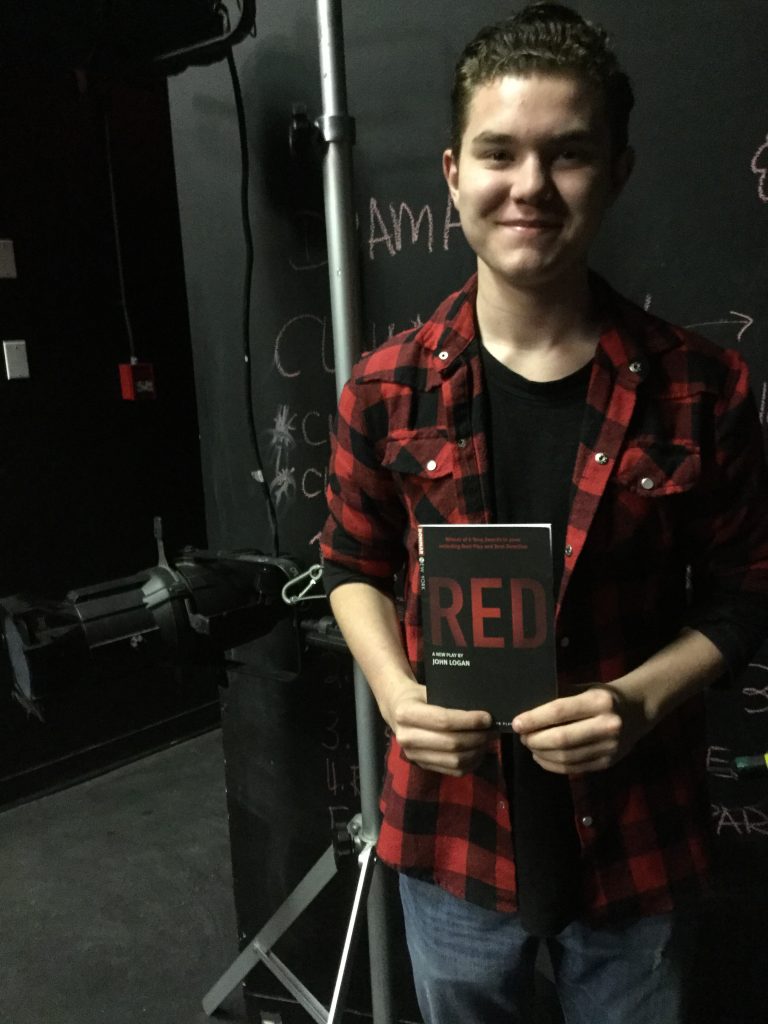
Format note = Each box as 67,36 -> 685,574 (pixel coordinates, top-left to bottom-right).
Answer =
321,4 -> 768,1021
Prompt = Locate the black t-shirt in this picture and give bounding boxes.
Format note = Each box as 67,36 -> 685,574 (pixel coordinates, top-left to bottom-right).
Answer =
480,342 -> 589,937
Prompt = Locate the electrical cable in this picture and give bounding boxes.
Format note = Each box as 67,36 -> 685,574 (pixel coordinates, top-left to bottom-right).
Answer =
226,47 -> 281,557
103,105 -> 137,363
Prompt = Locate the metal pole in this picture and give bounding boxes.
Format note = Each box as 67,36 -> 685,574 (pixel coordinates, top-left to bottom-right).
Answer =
317,0 -> 360,397
316,2 -> 396,1022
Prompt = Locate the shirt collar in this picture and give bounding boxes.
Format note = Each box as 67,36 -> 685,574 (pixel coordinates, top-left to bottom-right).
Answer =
423,271 -> 672,386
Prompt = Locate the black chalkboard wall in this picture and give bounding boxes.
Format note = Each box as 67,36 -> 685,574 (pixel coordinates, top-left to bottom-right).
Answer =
169,2 -> 768,1021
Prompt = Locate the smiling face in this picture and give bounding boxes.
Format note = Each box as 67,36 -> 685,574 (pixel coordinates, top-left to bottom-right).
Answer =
444,73 -> 632,294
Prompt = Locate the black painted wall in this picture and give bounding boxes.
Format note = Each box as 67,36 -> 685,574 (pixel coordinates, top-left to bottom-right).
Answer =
168,3 -> 768,1020
0,67 -> 212,803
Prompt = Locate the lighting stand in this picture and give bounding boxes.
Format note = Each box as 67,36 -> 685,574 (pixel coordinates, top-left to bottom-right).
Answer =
202,1 -> 396,1020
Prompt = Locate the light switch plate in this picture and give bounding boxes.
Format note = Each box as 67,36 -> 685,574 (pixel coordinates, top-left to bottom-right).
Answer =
3,340 -> 30,379
0,240 -> 17,279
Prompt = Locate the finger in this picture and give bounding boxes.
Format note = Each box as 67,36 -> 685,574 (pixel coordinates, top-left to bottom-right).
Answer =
398,726 -> 493,754
397,701 -> 493,733
513,688 -> 615,734
532,749 -> 617,774
529,734 -> 620,767
405,745 -> 490,776
519,712 -> 622,753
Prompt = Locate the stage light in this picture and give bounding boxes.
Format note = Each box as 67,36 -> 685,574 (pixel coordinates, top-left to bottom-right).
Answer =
0,540 -> 301,712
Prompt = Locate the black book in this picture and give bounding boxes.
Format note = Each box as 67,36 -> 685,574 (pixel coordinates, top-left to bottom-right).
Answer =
419,523 -> 557,729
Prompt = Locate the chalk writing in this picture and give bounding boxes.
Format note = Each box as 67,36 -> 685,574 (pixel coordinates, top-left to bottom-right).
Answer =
368,194 -> 462,259
324,757 -> 360,798
302,465 -> 328,499
707,745 -> 737,780
327,805 -> 350,830
274,313 -> 335,379
759,382 -> 767,427
302,410 -> 333,447
743,661 -> 768,714
322,710 -> 340,752
750,134 -> 768,202
711,803 -> 768,838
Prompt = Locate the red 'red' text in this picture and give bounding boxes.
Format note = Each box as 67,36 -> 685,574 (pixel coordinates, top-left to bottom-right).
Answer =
428,576 -> 547,649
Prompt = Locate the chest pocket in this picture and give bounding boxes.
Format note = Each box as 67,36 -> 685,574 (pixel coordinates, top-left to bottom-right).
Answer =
380,430 -> 458,524
613,442 -> 700,496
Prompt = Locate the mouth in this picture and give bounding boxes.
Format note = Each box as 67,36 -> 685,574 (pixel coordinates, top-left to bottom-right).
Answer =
500,219 -> 561,232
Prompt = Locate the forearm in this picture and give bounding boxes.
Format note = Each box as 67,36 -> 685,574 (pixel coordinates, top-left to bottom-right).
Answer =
514,627 -> 727,774
609,626 -> 727,727
329,581 -> 418,729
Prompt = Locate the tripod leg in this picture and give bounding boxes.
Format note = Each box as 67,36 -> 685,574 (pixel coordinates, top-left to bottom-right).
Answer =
327,842 -> 377,1023
366,859 -> 397,1023
202,844 -> 338,1015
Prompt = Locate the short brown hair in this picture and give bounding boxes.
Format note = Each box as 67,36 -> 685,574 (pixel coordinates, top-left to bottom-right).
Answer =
450,2 -> 634,157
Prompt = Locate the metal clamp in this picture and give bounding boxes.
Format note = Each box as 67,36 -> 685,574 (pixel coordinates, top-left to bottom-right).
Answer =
281,563 -> 325,605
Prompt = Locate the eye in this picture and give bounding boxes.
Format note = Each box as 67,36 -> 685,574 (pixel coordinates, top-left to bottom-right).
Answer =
554,148 -> 592,166
485,150 -> 513,165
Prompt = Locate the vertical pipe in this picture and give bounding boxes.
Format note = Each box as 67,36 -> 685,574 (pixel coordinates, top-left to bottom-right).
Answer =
316,2 -> 396,1022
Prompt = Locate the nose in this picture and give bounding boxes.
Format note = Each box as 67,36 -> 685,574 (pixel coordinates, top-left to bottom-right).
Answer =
510,153 -> 550,203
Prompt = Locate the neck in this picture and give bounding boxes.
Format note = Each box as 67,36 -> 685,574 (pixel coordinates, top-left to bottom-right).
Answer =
475,264 -> 599,382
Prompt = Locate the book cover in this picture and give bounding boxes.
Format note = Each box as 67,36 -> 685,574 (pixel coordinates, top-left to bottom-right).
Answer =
418,523 -> 557,730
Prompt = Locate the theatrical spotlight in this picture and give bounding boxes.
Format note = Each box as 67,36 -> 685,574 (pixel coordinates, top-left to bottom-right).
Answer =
0,519 -> 303,714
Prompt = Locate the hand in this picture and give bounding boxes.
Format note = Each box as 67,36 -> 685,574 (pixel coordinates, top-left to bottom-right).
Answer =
383,679 -> 494,777
511,685 -> 648,774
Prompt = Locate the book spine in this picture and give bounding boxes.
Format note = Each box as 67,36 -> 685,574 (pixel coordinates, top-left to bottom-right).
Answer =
417,526 -> 426,595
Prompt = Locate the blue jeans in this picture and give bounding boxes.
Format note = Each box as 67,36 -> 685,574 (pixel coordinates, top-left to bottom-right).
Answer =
399,874 -> 695,1024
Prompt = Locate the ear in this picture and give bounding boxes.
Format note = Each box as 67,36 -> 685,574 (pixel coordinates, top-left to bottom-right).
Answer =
443,148 -> 460,206
609,145 -> 635,202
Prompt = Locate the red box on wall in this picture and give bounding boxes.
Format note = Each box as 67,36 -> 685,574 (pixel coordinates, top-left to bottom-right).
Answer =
119,362 -> 156,400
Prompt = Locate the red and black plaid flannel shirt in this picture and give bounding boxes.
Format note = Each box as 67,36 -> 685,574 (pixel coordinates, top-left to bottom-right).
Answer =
321,274 -> 768,923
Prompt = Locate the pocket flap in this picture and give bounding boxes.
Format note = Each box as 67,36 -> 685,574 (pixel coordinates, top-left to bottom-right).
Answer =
381,431 -> 454,478
614,443 -> 700,495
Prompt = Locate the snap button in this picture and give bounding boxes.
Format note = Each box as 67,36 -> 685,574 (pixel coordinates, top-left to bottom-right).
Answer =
628,360 -> 643,374
426,459 -> 437,471
580,815 -> 594,828
594,452 -> 609,465
560,636 -> 570,648
438,350 -> 449,361
640,477 -> 655,490
564,544 -> 573,557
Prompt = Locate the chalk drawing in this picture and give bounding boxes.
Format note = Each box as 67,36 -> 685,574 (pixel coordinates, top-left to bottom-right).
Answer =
759,382 -> 767,426
685,311 -> 753,342
750,134 -> 768,202
267,404 -> 297,507
270,466 -> 296,505
268,403 -> 297,454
